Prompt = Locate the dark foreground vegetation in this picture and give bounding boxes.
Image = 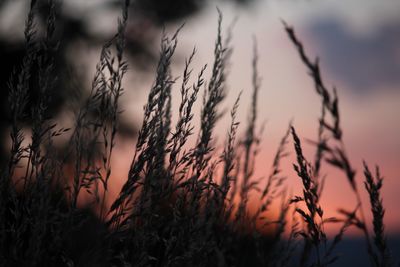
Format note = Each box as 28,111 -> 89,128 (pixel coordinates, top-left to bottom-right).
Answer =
0,1 -> 394,266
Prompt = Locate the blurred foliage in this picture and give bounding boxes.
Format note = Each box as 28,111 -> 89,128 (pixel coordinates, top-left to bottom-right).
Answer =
0,0 -> 258,163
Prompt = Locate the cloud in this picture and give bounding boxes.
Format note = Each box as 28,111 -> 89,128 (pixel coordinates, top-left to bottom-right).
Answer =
306,17 -> 400,93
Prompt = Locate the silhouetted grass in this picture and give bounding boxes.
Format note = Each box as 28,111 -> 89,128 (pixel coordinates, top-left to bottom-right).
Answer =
0,1 -> 394,266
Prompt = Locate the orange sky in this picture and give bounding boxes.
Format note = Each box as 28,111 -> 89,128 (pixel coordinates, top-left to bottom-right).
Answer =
0,0 -> 398,248
107,0 -> 400,237
17,0 -> 396,237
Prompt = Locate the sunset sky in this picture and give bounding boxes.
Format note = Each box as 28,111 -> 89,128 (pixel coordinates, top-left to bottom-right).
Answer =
123,0 -> 400,235
1,0 -> 399,236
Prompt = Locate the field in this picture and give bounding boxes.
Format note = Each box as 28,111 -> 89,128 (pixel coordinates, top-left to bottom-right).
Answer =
0,1 -> 395,266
